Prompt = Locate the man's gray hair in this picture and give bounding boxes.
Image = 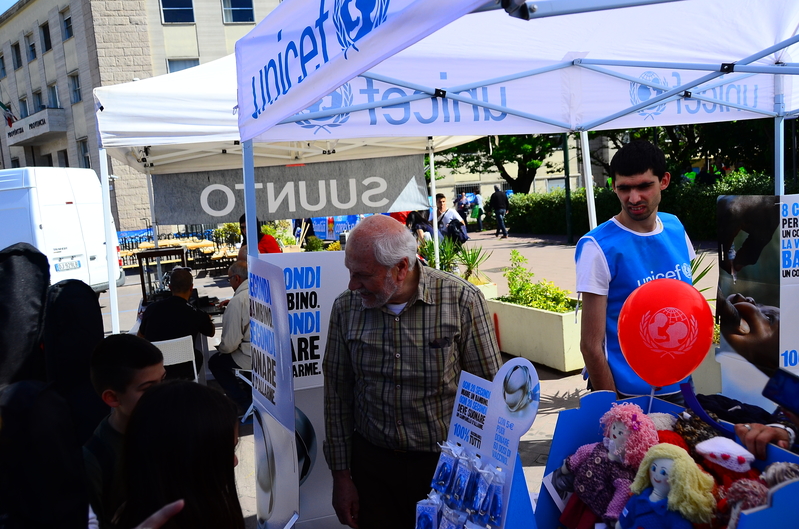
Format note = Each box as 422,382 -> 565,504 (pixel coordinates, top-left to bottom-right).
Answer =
229,260 -> 248,279
349,217 -> 418,270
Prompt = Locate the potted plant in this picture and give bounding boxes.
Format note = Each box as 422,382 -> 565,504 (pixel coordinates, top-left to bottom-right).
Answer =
486,250 -> 582,372
419,237 -> 460,272
455,244 -> 498,299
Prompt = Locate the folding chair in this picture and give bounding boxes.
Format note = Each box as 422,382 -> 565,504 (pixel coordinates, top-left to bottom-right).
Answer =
151,335 -> 198,382
235,368 -> 254,423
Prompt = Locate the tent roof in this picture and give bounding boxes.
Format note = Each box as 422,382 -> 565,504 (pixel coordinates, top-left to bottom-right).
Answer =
236,0 -> 799,143
94,55 -> 475,174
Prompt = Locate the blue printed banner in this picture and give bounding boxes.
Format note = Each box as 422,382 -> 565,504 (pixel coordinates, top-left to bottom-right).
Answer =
446,358 -> 539,527
249,257 -> 295,429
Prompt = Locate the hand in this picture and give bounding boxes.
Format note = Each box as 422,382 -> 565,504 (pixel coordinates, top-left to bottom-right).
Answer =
218,299 -> 230,308
332,470 -> 360,529
735,422 -> 790,459
133,499 -> 184,529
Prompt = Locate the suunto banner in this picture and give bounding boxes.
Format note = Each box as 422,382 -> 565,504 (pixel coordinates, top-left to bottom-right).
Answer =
151,155 -> 426,224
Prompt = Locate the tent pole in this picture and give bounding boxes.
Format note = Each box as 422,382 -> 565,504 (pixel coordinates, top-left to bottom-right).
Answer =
144,165 -> 164,290
775,74 -> 785,195
580,131 -> 598,230
99,148 -> 120,333
145,166 -> 158,249
243,139 -> 258,259
428,137 -> 440,270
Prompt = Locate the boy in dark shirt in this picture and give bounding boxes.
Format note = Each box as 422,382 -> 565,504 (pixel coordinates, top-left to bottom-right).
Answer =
83,334 -> 165,528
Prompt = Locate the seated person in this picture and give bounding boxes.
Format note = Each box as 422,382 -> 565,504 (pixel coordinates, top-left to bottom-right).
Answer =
83,334 -> 165,529
115,380 -> 244,529
238,214 -> 282,260
209,261 -> 252,414
138,267 -> 215,380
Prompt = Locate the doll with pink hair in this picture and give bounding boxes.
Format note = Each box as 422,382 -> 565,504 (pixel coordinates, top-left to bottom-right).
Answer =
557,402 -> 660,529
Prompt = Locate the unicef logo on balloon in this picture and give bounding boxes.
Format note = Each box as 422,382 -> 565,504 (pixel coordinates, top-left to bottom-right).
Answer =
630,71 -> 668,120
295,83 -> 353,134
333,0 -> 390,58
639,307 -> 698,359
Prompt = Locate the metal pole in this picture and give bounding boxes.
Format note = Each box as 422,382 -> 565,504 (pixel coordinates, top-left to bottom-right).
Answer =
775,74 -> 785,195
562,133 -> 573,244
580,131 -> 598,229
428,137 -> 440,269
99,148 -> 120,333
144,166 -> 164,288
243,140 -> 258,259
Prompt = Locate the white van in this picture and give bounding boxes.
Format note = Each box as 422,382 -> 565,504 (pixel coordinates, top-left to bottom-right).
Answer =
0,167 -> 125,293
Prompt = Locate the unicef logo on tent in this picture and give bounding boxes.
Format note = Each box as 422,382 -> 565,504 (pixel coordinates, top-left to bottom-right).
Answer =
630,71 -> 668,120
295,83 -> 353,134
333,0 -> 390,58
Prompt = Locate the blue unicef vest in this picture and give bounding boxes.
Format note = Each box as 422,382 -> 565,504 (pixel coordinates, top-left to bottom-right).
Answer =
577,213 -> 693,396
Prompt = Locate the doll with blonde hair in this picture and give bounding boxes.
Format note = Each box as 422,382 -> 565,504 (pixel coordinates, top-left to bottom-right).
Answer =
617,443 -> 715,529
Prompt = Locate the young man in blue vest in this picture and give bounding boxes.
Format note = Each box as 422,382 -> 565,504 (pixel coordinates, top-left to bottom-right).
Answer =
575,140 -> 695,402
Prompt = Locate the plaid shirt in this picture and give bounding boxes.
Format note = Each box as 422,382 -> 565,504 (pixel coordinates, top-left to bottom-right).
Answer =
322,264 -> 501,471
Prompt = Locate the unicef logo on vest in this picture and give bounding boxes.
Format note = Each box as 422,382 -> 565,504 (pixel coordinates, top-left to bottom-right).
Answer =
333,0 -> 390,58
638,307 -> 698,359
630,71 -> 668,120
295,83 -> 353,134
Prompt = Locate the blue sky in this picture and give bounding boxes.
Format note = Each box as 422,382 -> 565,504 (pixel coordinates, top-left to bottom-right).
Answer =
0,1 -> 17,16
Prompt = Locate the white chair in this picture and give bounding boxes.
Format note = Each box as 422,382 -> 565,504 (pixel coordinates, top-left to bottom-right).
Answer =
151,335 -> 198,382
235,369 -> 254,423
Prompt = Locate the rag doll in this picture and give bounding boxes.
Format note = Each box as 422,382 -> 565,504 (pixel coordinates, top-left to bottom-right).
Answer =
557,402 -> 659,529
695,437 -> 759,488
617,443 -> 715,529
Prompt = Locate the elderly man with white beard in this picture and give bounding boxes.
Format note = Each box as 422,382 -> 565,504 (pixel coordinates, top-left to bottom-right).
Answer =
322,214 -> 501,529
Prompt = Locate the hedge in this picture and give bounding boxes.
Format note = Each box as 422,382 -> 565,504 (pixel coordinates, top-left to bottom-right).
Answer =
505,171 -> 798,241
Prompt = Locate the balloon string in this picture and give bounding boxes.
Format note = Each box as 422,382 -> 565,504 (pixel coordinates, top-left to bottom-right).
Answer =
647,386 -> 655,413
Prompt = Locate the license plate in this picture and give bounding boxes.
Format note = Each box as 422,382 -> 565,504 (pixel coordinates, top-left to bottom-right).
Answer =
55,260 -> 81,272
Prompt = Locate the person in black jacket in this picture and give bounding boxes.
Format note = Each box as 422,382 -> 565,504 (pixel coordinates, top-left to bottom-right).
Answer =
489,186 -> 510,238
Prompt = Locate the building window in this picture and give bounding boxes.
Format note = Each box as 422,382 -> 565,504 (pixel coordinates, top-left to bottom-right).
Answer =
25,34 -> 36,61
33,91 -> 43,112
0,56 -> 5,78
48,84 -> 59,108
79,139 -> 90,168
222,0 -> 254,22
19,98 -> 28,118
11,158 -> 20,168
62,9 -> 73,40
40,22 -> 52,52
166,58 -> 199,73
161,0 -> 194,23
58,149 -> 69,167
11,43 -> 21,69
69,73 -> 81,104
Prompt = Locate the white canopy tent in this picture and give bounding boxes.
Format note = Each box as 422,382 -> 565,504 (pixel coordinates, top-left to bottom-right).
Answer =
96,0 -> 799,332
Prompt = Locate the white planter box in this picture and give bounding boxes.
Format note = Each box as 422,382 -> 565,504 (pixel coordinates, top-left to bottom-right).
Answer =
474,282 -> 498,300
486,299 -> 583,372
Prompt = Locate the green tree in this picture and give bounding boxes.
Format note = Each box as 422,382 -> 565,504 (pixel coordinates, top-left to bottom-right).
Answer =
588,120 -> 776,180
440,135 -> 563,193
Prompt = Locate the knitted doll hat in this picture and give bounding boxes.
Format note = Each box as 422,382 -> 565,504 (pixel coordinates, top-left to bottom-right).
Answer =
600,402 -> 659,468
695,437 -> 755,473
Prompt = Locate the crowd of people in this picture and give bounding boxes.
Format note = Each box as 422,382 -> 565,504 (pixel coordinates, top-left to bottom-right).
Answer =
2,141 -> 798,529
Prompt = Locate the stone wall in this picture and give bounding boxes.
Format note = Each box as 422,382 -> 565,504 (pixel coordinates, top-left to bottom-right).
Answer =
86,0 -> 154,230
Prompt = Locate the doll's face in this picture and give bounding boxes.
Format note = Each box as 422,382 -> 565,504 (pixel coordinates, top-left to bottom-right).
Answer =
649,458 -> 674,499
609,421 -> 631,448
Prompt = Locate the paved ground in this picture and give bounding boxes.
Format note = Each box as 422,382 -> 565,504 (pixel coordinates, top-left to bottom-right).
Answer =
99,227 -> 719,526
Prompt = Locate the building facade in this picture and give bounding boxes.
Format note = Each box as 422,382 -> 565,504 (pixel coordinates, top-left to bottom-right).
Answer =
0,0 -> 278,230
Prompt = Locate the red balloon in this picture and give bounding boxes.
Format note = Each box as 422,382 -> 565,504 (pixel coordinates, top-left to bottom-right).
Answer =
618,278 -> 714,388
